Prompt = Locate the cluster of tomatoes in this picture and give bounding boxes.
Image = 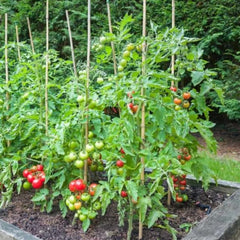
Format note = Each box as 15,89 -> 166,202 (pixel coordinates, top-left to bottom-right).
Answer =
66,179 -> 100,222
171,86 -> 191,111
22,164 -> 45,189
172,174 -> 188,203
127,91 -> 138,114
177,147 -> 192,165
63,133 -> 105,172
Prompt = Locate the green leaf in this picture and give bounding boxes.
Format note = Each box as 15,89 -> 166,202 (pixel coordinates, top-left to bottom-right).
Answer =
147,210 -> 164,228
59,200 -> 68,217
126,180 -> 138,201
138,196 -> 151,223
191,71 -> 204,86
82,218 -> 91,232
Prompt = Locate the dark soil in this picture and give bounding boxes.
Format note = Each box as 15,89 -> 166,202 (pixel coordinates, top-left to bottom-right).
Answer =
0,121 -> 238,240
0,185 -> 228,240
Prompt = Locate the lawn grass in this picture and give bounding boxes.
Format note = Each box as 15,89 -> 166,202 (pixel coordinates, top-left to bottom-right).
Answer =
197,151 -> 240,182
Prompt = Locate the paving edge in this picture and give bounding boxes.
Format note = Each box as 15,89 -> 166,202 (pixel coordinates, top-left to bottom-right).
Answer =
0,219 -> 41,240
183,188 -> 240,240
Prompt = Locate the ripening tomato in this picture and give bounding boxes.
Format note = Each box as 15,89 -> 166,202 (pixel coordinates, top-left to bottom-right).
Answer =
128,103 -> 134,109
131,105 -> 138,113
174,98 -> 182,105
182,100 -> 190,109
170,86 -> 177,92
89,183 -> 98,196
180,186 -> 186,191
184,155 -> 191,161
183,92 -> 191,100
176,196 -> 183,203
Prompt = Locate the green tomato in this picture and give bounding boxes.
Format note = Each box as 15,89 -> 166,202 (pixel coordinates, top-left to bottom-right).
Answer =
117,168 -> 124,175
89,100 -> 97,109
65,199 -> 70,207
23,181 -> 31,190
68,152 -> 77,162
97,77 -> 104,84
68,195 -> 77,204
77,95 -> 85,103
79,151 -> 89,160
69,141 -> 79,150
0,99 -> 3,105
74,160 -> 84,169
79,214 -> 87,221
120,59 -> 127,68
92,152 -> 100,160
93,201 -> 101,211
68,203 -> 76,211
64,155 -> 71,163
118,65 -> 124,72
126,43 -> 135,51
97,164 -> 104,172
90,164 -> 97,172
88,131 -> 94,139
123,50 -> 130,58
81,193 -> 91,202
86,144 -> 94,153
95,141 -> 104,150
88,211 -> 97,220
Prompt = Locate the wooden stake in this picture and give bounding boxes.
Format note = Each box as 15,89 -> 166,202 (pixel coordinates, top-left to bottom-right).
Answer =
5,14 -> 10,147
139,0 -> 147,239
171,0 -> 175,86
106,0 -> 117,75
15,25 -> 21,61
66,10 -> 77,78
27,17 -> 35,54
45,0 -> 49,135
84,0 -> 91,183
168,0 -> 176,207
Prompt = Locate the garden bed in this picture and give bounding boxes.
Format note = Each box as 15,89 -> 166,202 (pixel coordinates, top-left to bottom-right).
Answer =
0,183 -> 230,240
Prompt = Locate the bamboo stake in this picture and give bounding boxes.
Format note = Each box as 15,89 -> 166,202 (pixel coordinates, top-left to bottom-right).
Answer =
106,0 -> 117,75
171,0 -> 175,86
27,17 -> 35,54
84,0 -> 91,183
168,0 -> 176,207
66,10 -> 77,78
15,25 -> 21,61
45,0 -> 49,135
139,0 -> 147,239
5,14 -> 10,147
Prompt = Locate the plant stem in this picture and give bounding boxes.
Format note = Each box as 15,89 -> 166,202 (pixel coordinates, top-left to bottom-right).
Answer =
127,197 -> 134,240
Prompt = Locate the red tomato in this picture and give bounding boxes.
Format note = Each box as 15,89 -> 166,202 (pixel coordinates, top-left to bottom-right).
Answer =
23,169 -> 30,178
120,148 -> 125,154
69,180 -> 77,192
32,178 -> 43,189
75,179 -> 86,191
121,191 -> 128,198
36,164 -> 44,171
116,160 -> 124,168
180,180 -> 187,186
27,173 -> 35,183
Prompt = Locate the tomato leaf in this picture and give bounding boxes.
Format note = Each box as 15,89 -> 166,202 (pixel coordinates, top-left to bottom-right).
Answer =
147,210 -> 164,228
82,218 -> 91,232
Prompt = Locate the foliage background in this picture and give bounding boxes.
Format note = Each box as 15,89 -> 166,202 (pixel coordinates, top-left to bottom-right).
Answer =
0,0 -> 240,120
